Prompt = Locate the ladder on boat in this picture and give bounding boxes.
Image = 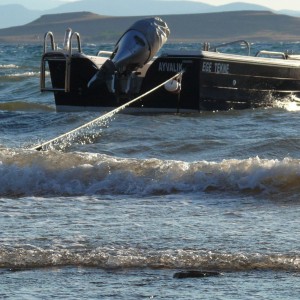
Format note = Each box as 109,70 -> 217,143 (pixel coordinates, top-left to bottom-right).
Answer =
40,28 -> 82,93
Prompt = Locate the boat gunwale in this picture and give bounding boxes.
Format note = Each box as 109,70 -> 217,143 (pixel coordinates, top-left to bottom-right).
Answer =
159,49 -> 300,68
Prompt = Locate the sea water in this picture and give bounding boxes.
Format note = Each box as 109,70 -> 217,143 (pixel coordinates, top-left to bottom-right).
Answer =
0,42 -> 299,299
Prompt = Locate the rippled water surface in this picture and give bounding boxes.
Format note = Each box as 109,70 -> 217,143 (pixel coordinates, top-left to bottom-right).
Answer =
0,42 -> 300,299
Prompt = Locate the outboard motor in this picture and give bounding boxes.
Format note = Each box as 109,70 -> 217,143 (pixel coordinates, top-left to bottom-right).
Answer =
88,17 -> 170,92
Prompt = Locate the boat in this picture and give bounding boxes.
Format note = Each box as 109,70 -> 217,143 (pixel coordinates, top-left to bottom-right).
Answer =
40,17 -> 300,113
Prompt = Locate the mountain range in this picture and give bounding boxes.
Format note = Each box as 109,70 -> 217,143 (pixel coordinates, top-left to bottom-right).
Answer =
1,0 -> 300,29
1,10 -> 300,43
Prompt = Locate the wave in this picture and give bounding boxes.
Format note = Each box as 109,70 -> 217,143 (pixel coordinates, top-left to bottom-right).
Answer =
0,149 -> 300,198
5,71 -> 39,78
0,70 -> 41,82
0,247 -> 299,271
0,64 -> 19,69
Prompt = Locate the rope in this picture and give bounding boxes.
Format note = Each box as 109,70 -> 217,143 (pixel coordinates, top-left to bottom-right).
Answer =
30,71 -> 183,151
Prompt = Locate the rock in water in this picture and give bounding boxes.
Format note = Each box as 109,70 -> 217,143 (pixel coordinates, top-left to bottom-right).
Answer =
173,270 -> 221,279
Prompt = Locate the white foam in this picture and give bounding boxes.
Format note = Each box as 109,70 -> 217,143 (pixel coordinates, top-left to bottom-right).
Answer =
272,94 -> 300,111
7,71 -> 39,78
0,246 -> 299,271
0,64 -> 19,69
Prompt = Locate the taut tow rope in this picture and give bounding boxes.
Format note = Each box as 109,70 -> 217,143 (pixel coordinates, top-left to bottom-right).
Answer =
30,71 -> 183,151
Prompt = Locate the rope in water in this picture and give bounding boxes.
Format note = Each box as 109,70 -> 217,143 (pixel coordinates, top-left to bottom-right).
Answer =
30,71 -> 183,151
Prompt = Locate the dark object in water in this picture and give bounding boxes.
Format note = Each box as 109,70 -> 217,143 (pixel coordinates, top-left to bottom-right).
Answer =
173,270 -> 221,279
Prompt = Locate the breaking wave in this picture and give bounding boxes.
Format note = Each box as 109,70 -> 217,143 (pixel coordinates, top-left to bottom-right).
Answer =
0,149 -> 300,198
0,246 -> 299,271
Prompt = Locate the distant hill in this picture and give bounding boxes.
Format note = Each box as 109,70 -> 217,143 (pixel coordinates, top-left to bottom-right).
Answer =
46,0 -> 270,16
0,0 -> 296,29
1,11 -> 300,43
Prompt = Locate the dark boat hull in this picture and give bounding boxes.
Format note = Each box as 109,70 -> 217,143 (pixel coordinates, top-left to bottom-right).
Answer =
44,51 -> 300,112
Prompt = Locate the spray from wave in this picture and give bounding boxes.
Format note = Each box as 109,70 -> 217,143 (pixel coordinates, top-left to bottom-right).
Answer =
272,94 -> 300,111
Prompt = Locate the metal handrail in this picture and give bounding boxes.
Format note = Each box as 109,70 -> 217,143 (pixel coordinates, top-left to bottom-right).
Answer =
43,31 -> 56,53
203,42 -> 210,51
96,50 -> 113,57
63,28 -> 72,51
62,28 -> 82,54
255,50 -> 287,59
69,31 -> 82,54
211,40 -> 251,56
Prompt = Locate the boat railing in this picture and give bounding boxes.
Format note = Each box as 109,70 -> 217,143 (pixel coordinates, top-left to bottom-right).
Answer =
69,31 -> 82,54
255,50 -> 287,59
203,42 -> 210,51
208,40 -> 251,56
41,28 -> 82,93
43,31 -> 56,53
96,50 -> 113,57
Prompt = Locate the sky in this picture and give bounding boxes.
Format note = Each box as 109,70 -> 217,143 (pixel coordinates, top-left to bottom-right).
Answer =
0,0 -> 78,10
0,0 -> 299,11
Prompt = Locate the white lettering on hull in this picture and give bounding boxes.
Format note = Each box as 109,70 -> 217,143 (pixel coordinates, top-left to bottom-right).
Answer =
158,62 -> 183,72
202,61 -> 230,74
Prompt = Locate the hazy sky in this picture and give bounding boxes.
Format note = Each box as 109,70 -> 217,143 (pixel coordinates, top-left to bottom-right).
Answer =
0,0 -> 299,11
199,0 -> 300,10
0,0 -> 77,10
